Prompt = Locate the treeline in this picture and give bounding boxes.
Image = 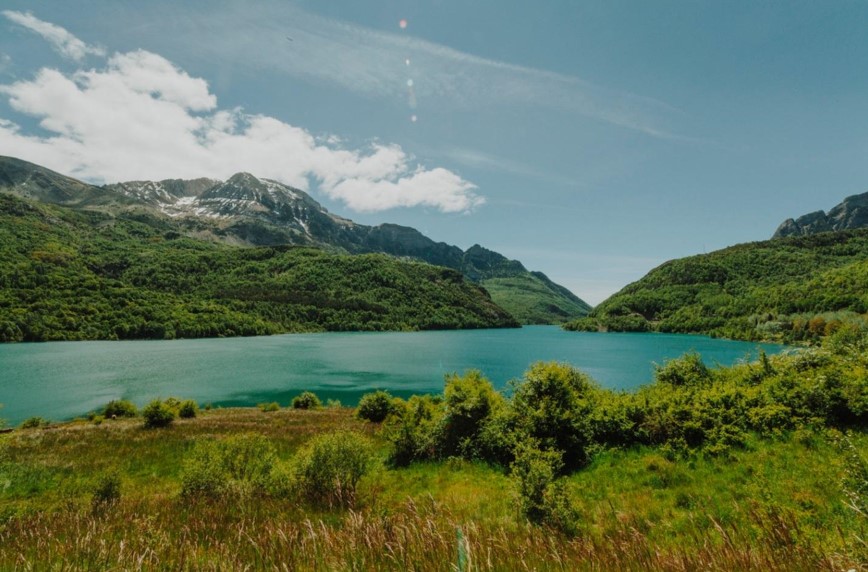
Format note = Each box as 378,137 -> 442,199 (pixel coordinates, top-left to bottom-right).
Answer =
565,230 -> 868,342
0,195 -> 518,342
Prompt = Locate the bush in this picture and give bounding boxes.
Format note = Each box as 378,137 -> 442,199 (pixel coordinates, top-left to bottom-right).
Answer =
103,399 -> 137,418
435,370 -> 505,460
181,441 -> 230,499
510,362 -> 598,471
181,434 -> 278,499
385,395 -> 442,467
258,402 -> 280,412
91,471 -> 121,508
655,352 -> 711,387
356,390 -> 393,422
511,443 -> 579,535
178,400 -> 199,419
20,417 -> 46,429
142,399 -> 176,428
293,431 -> 374,507
292,391 -> 322,410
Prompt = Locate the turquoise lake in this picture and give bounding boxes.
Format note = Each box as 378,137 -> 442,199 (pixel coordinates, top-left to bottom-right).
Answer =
0,326 -> 788,425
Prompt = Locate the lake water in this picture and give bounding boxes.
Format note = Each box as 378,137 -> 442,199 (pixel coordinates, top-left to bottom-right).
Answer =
0,326 -> 787,425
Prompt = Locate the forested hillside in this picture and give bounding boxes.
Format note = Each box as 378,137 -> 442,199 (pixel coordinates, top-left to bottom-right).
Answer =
0,156 -> 590,324
565,230 -> 868,342
0,194 -> 518,342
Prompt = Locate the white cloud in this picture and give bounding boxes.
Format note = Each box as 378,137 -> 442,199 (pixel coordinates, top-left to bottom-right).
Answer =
0,49 -> 482,213
2,11 -> 105,61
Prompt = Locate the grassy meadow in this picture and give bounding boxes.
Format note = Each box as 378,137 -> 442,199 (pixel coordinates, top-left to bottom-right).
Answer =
2,326 -> 868,570
0,405 -> 865,570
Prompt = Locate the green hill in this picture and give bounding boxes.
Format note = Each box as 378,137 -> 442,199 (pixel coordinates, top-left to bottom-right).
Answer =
0,194 -> 518,342
0,156 -> 591,325
565,230 -> 868,342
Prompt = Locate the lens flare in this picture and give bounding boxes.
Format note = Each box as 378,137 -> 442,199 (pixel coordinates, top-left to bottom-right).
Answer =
411,114 -> 417,122
399,19 -> 408,29
405,58 -> 411,66
406,79 -> 414,87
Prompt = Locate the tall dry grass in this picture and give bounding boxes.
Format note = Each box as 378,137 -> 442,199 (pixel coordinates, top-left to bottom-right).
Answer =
0,494 -> 860,571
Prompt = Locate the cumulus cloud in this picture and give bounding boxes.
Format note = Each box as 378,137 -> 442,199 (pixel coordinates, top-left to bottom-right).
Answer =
2,11 -> 105,61
0,49 -> 482,213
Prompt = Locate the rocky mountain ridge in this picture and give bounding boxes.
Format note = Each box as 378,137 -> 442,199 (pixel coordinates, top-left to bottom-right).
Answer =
773,191 -> 868,238
0,156 -> 590,323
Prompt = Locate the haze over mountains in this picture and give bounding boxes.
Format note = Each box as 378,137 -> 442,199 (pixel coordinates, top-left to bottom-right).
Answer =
0,156 -> 590,324
773,191 -> 868,238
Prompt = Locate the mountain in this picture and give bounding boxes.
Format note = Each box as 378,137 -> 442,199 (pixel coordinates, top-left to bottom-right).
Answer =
0,156 -> 590,323
773,191 -> 868,238
564,230 -> 868,343
0,192 -> 518,342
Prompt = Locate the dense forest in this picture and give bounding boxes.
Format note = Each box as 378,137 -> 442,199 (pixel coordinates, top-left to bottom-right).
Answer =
565,230 -> 868,342
0,194 -> 518,342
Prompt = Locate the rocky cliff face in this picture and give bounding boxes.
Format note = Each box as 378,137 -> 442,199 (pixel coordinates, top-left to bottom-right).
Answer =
773,192 -> 868,238
0,155 -> 591,322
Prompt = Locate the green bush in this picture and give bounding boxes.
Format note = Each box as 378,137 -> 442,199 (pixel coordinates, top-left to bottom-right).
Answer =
437,370 -> 505,459
510,362 -> 598,471
103,399 -> 138,418
258,402 -> 280,412
293,431 -> 374,507
292,391 -> 322,410
511,443 -> 579,535
356,390 -> 393,422
654,352 -> 710,387
20,417 -> 46,429
178,400 -> 199,419
91,471 -> 121,508
181,441 -> 230,499
142,399 -> 176,428
181,434 -> 278,499
385,395 -> 442,467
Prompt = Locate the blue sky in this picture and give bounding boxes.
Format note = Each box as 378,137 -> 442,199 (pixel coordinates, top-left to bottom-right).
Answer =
1,1 -> 868,304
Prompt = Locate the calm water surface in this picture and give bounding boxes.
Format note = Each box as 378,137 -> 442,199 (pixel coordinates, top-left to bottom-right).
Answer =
0,326 -> 787,425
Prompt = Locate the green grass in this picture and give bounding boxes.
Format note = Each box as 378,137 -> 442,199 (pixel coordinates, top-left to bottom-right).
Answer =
1,407 -> 865,570
482,274 -> 591,324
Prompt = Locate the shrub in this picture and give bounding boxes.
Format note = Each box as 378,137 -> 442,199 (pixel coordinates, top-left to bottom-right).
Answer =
178,400 -> 199,419
293,431 -> 374,507
292,391 -> 321,410
20,417 -> 46,429
142,399 -> 175,428
163,397 -> 183,411
357,390 -> 393,422
512,442 -> 579,535
91,471 -> 121,508
258,402 -> 280,412
655,352 -> 711,387
510,362 -> 598,471
326,399 -> 342,409
181,441 -> 230,499
181,434 -> 278,499
385,395 -> 442,466
436,370 -> 505,460
103,399 -> 137,418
